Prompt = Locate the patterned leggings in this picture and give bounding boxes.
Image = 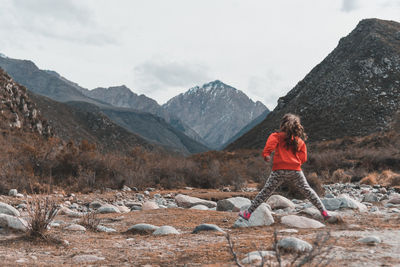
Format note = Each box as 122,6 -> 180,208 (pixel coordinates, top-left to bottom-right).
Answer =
248,170 -> 326,213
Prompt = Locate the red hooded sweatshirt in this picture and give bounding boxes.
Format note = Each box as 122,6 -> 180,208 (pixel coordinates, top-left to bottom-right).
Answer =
262,132 -> 307,171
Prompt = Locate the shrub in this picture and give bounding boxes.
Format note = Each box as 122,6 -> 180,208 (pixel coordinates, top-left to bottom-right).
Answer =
26,197 -> 58,240
360,172 -> 378,185
79,212 -> 100,232
331,169 -> 352,183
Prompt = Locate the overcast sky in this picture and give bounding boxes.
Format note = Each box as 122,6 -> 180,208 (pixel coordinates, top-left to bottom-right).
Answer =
0,0 -> 399,109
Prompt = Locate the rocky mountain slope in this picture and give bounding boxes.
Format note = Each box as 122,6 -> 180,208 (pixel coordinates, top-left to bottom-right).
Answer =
80,85 -> 205,145
0,56 -> 208,154
163,80 -> 268,149
29,93 -> 154,153
0,68 -> 51,137
227,18 -> 400,150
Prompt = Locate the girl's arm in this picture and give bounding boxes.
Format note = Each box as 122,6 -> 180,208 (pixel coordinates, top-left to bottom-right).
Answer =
298,141 -> 307,164
262,133 -> 279,158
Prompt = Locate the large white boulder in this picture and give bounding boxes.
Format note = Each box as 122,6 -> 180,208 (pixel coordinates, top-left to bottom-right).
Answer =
266,195 -> 295,210
174,194 -> 216,208
233,203 -> 274,228
0,202 -> 20,216
281,215 -> 325,229
0,214 -> 27,231
217,197 -> 251,211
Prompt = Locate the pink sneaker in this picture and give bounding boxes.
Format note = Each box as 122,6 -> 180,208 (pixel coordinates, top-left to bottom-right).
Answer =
238,210 -> 251,220
321,210 -> 331,220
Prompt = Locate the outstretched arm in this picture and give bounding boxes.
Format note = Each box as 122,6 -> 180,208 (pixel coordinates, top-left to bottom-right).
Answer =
262,133 -> 279,160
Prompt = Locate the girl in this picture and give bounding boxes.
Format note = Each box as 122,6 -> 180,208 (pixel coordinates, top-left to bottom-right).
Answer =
239,113 -> 330,220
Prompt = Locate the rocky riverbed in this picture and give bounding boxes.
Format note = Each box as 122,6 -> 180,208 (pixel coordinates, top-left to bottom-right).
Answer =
0,183 -> 399,266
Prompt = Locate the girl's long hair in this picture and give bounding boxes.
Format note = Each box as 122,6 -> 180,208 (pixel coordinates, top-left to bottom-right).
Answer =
280,113 -> 307,153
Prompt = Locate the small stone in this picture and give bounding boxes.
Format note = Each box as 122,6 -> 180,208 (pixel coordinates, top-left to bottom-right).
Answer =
126,223 -> 159,235
281,215 -> 325,229
279,229 -> 299,233
241,251 -> 276,264
363,193 -> 378,203
266,195 -> 295,210
174,194 -> 217,208
370,206 -> 379,212
89,201 -> 103,209
192,224 -> 225,234
65,224 -> 86,231
388,197 -> 400,204
97,204 -> 120,214
116,205 -> 130,213
72,255 -> 105,263
357,236 -> 381,245
379,188 -> 387,194
8,189 -> 17,197
96,225 -> 117,233
124,201 -> 142,208
16,193 -> 24,198
277,237 -> 313,253
122,185 -> 131,192
190,205 -> 209,210
144,191 -> 150,196
142,201 -> 159,210
153,225 -> 180,235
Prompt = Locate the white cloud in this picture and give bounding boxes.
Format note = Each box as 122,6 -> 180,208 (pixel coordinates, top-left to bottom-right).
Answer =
133,59 -> 211,94
341,0 -> 359,13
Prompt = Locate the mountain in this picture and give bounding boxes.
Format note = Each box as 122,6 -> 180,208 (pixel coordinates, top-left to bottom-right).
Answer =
0,68 -> 51,136
81,85 -> 206,145
28,92 -> 154,153
220,109 -> 270,149
227,18 -> 400,150
0,56 -> 208,154
163,80 -> 269,149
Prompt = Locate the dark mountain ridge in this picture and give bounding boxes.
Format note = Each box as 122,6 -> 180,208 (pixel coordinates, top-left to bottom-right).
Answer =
227,18 -> 400,150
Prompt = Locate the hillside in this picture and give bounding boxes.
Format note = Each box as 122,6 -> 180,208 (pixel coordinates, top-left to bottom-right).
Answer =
227,18 -> 400,150
164,80 -> 268,149
28,92 -> 154,153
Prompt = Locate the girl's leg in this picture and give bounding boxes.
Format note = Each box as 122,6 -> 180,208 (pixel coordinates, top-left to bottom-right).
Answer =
292,171 -> 326,213
247,171 -> 284,213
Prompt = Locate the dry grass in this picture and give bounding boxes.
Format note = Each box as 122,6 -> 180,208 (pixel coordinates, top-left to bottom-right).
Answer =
79,212 -> 100,232
26,197 -> 59,240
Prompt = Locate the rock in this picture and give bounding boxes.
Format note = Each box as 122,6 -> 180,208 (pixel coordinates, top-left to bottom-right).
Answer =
96,225 -> 117,233
380,188 -> 387,194
388,197 -> 400,204
17,203 -> 27,210
233,203 -> 274,228
142,201 -> 159,210
370,206 -> 379,212
190,205 -> 209,210
89,201 -> 103,210
279,229 -> 298,233
217,197 -> 251,212
266,195 -> 295,210
8,189 -> 17,197
58,207 -> 85,218
0,214 -> 28,231
97,204 -> 120,214
277,237 -> 313,253
174,194 -> 217,208
362,193 -> 378,203
65,224 -> 86,231
124,201 -> 142,208
130,205 -> 142,211
299,207 -> 340,223
122,185 -> 131,192
339,195 -> 368,212
153,225 -> 180,235
72,255 -> 105,263
357,236 -> 381,245
192,224 -> 225,234
116,205 -> 130,213
241,251 -> 276,264
136,193 -> 145,201
126,223 -> 159,235
321,198 -> 342,211
167,203 -> 178,209
144,191 -> 150,196
15,193 -> 23,198
281,215 -> 325,229
0,202 -> 20,216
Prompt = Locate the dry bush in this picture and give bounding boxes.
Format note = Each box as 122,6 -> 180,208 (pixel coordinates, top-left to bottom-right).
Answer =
26,197 -> 59,240
360,172 -> 378,185
331,169 -> 352,183
79,212 -> 100,231
379,170 -> 400,186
